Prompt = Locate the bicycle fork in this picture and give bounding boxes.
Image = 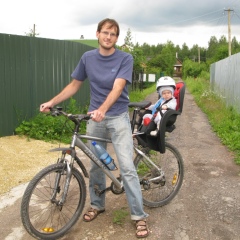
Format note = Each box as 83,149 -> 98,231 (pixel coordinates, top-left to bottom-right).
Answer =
51,161 -> 72,208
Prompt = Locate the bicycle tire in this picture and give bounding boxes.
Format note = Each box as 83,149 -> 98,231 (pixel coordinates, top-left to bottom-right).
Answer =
21,163 -> 86,240
134,142 -> 184,207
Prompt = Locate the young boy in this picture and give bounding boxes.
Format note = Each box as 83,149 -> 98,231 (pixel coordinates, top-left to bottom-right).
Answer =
143,86 -> 177,136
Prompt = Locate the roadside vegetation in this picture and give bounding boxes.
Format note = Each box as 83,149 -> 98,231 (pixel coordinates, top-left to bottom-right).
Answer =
185,77 -> 240,165
15,84 -> 156,144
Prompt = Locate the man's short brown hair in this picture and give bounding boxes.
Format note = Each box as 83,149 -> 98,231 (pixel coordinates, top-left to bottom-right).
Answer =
97,18 -> 120,36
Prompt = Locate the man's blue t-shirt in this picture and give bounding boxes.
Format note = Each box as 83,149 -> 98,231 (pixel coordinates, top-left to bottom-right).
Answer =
71,49 -> 133,116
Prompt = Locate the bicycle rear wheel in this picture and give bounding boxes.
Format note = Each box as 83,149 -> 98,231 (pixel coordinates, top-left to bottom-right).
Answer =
21,163 -> 86,240
134,142 -> 184,207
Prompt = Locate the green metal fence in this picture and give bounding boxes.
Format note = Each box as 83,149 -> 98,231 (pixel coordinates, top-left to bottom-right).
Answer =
0,33 -> 95,136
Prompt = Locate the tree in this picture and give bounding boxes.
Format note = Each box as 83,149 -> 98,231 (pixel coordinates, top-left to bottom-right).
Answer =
218,35 -> 227,45
122,29 -> 144,90
213,45 -> 228,62
159,41 -> 176,76
178,43 -> 190,61
25,24 -> 39,37
182,58 -> 207,78
123,28 -> 134,50
189,44 -> 199,62
232,36 -> 240,54
207,36 -> 218,59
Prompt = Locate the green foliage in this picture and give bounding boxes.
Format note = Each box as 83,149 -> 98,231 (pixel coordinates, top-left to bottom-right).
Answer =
199,70 -> 210,79
15,98 -> 88,144
182,59 -> 208,78
159,41 -> 176,75
124,28 -> 134,49
112,208 -> 129,225
121,29 -> 145,83
146,41 -> 175,76
129,84 -> 156,102
213,45 -> 228,62
14,86 -> 156,144
185,77 -> 240,165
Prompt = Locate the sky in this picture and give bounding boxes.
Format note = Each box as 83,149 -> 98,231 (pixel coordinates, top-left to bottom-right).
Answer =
1,0 -> 240,48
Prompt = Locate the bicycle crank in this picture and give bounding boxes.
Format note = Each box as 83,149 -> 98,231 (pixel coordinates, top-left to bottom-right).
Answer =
110,177 -> 124,194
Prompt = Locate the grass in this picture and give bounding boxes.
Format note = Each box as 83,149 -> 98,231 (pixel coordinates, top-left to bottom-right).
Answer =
71,39 -> 98,48
185,77 -> 240,165
112,208 -> 129,225
129,84 -> 156,102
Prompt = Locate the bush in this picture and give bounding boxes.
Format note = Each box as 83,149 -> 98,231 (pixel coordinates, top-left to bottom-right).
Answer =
15,87 -> 157,144
183,59 -> 208,79
15,98 -> 88,144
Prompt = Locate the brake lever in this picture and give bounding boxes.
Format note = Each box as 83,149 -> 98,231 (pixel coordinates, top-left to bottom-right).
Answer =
50,108 -> 60,117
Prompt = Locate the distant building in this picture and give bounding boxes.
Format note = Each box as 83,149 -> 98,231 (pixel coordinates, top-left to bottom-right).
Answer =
173,53 -> 182,77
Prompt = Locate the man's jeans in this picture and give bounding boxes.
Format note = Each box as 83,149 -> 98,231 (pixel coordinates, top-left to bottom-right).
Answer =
86,111 -> 148,220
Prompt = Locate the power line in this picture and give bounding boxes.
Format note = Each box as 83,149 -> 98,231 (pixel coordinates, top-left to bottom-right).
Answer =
166,9 -> 224,26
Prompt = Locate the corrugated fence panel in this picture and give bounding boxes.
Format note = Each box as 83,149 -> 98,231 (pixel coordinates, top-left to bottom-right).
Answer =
0,34 -> 31,135
210,52 -> 240,112
0,33 -> 95,136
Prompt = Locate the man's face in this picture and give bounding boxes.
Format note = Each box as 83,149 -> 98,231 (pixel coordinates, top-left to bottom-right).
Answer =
96,23 -> 118,50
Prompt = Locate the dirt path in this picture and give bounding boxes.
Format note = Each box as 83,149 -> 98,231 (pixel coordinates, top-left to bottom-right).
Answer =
1,89 -> 240,240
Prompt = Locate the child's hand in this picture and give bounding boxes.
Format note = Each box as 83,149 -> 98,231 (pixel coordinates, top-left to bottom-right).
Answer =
162,105 -> 168,110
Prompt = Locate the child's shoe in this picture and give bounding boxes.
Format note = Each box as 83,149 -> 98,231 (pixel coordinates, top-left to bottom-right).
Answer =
150,123 -> 160,136
150,130 -> 158,136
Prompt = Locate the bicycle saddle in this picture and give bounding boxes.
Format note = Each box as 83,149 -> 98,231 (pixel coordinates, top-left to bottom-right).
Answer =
128,100 -> 151,109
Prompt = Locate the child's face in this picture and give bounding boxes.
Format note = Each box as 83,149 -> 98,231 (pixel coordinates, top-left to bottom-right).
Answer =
162,90 -> 172,100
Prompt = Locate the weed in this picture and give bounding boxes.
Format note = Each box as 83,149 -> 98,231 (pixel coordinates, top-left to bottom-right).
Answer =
112,208 -> 129,225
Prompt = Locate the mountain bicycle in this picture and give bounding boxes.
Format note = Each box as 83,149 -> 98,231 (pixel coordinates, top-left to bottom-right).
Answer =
20,100 -> 184,240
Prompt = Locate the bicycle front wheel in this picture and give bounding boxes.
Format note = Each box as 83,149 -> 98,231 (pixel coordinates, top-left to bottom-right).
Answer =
21,163 -> 86,240
134,142 -> 184,207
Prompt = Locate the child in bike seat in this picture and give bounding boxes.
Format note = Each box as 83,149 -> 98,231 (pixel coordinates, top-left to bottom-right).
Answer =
142,77 -> 177,136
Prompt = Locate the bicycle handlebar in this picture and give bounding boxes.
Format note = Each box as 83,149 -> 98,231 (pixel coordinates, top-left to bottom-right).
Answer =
50,107 -> 91,122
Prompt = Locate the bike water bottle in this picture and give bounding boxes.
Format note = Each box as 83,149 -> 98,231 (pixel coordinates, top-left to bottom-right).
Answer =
91,141 -> 117,171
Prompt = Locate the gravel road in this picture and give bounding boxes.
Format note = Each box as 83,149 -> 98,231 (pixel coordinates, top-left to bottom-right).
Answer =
1,87 -> 240,240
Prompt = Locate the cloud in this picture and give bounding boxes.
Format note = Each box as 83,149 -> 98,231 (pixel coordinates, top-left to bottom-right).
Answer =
1,0 -> 240,47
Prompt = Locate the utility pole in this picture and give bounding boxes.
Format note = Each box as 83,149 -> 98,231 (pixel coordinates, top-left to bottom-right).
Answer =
224,9 -> 233,56
33,24 -> 36,37
198,47 -> 200,64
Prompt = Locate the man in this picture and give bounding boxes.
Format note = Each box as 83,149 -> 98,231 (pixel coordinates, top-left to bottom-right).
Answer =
40,18 -> 149,238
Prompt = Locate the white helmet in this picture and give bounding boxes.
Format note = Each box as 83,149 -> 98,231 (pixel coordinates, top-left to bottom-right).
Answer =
156,76 -> 176,91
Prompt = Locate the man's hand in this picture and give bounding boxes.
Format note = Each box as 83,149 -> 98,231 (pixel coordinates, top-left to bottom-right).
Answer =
40,101 -> 54,113
88,109 -> 105,122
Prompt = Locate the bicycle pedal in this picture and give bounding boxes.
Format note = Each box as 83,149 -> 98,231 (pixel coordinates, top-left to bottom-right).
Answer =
94,185 -> 111,196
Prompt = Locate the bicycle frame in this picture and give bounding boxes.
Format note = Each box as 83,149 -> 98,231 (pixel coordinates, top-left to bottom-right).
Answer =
49,103 -> 166,203
51,131 -> 164,202
51,132 -> 122,191
78,133 -> 164,184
